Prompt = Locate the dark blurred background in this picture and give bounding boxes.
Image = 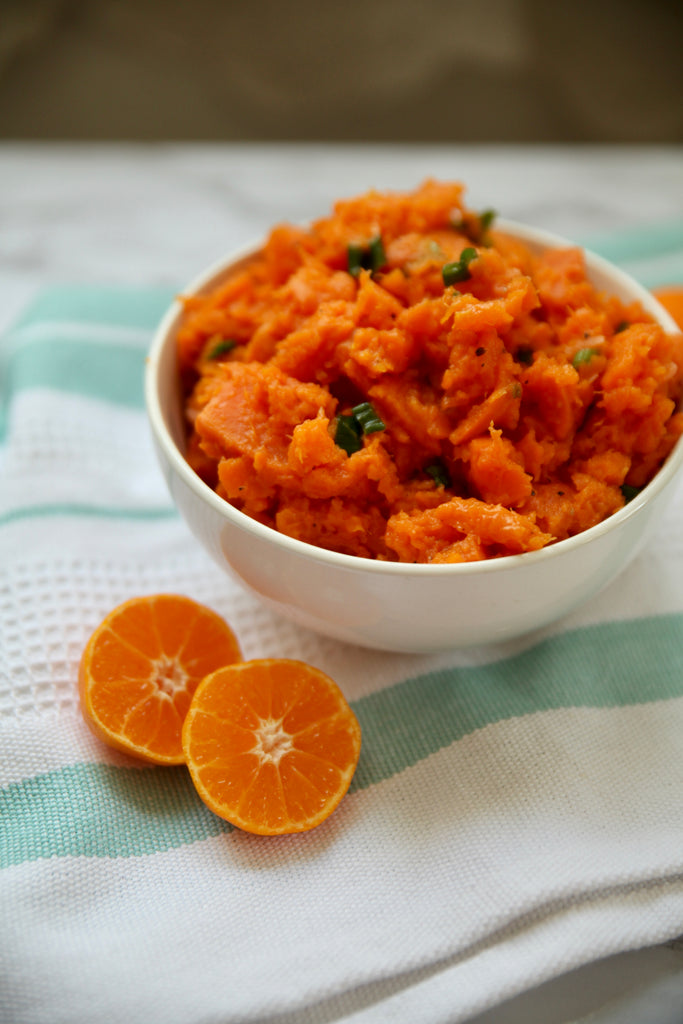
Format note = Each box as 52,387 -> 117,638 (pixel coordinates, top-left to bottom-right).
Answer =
1,0 -> 682,143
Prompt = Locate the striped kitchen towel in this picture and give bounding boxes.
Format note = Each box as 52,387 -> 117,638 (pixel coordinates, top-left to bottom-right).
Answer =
2,225 -> 683,1024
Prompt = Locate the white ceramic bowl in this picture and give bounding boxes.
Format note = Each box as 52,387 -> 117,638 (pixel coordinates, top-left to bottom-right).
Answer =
145,220 -> 683,653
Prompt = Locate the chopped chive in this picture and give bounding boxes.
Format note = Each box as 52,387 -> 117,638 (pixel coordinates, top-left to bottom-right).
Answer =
572,346 -> 600,368
334,415 -> 362,455
621,484 -> 642,503
426,462 -> 451,488
450,209 -> 496,244
479,208 -> 496,233
615,320 -> 630,333
333,401 -> 386,454
442,247 -> 478,287
347,235 -> 386,278
207,337 -> 238,359
352,401 -> 385,434
509,381 -> 522,399
347,243 -> 365,278
476,208 -> 497,243
368,235 -> 386,273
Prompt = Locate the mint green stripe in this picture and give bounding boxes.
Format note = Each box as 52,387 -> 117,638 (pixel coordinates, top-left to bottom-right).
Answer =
3,337 -> 145,409
624,262 -> 683,291
0,504 -> 177,526
14,285 -> 176,331
1,765 -> 228,865
582,221 -> 683,265
352,613 -> 683,789
579,221 -> 683,289
3,614 -> 683,866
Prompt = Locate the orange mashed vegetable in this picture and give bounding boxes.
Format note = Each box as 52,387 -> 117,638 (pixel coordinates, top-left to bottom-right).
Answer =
177,180 -> 683,563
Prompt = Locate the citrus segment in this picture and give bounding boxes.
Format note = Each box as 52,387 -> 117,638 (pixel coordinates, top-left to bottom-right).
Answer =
653,287 -> 683,331
79,594 -> 242,764
182,659 -> 362,834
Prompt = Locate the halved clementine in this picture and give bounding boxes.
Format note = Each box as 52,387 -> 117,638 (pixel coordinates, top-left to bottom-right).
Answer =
653,286 -> 683,331
182,659 -> 362,835
79,594 -> 242,764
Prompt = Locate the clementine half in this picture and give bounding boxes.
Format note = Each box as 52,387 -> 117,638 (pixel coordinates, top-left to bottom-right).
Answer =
182,658 -> 362,835
653,286 -> 683,331
79,594 -> 242,764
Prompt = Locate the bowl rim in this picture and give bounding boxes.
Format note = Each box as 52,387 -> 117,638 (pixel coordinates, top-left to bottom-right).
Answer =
145,217 -> 683,578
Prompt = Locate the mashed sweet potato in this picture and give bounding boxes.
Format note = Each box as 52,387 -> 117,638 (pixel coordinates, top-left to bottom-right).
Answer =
177,180 -> 683,563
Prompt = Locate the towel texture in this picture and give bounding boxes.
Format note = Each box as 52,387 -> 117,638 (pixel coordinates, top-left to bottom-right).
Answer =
2,227 -> 683,1024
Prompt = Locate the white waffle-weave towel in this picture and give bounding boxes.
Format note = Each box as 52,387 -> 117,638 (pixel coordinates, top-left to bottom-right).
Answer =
2,233 -> 683,1024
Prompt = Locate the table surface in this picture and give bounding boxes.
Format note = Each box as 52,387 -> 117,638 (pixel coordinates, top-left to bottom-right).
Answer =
2,142 -> 683,1024
2,142 -> 682,330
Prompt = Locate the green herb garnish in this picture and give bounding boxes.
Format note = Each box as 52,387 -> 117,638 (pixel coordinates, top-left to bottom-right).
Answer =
334,401 -> 386,454
572,347 -> 600,368
352,401 -> 386,434
425,462 -> 451,488
207,337 -> 238,359
479,208 -> 496,233
347,243 -> 365,278
347,234 -> 386,278
621,484 -> 642,503
450,209 -> 496,244
442,247 -> 478,287
334,415 -> 363,455
476,208 -> 497,244
368,235 -> 386,273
